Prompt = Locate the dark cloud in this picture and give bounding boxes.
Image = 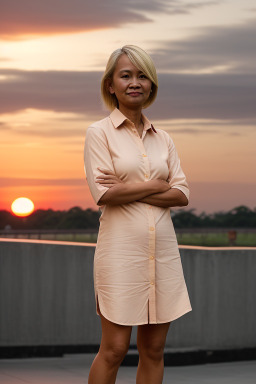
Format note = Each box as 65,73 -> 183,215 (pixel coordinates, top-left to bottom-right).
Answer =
0,0 -> 149,40
150,17 -> 256,74
0,69 -> 255,122
0,69 -> 101,116
0,0 -> 222,40
149,72 -> 256,120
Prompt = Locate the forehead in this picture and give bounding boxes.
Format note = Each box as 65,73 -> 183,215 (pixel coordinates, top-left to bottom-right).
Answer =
114,54 -> 141,73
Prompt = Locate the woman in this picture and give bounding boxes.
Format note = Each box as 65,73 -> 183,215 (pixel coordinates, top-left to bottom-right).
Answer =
84,45 -> 192,384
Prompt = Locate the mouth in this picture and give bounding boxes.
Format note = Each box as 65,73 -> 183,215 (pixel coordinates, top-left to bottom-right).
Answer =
127,92 -> 143,97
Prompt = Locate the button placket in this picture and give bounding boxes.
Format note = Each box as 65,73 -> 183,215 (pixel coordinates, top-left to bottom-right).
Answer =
141,141 -> 156,323
126,122 -> 157,322
137,133 -> 157,322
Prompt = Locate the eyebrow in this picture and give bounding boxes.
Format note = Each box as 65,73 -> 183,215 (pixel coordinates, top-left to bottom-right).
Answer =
119,69 -> 143,74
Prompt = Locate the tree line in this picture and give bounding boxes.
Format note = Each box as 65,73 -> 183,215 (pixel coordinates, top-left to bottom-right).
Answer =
0,205 -> 255,231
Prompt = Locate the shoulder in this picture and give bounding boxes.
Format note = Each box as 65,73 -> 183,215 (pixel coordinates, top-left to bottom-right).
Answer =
86,115 -> 113,138
154,127 -> 174,147
88,115 -> 110,132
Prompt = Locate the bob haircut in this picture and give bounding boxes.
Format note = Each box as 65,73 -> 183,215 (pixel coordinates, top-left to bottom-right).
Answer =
101,45 -> 158,110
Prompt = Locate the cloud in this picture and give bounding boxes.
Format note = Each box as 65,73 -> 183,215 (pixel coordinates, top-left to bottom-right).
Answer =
0,57 -> 12,62
189,181 -> 256,214
0,122 -> 10,130
0,69 -> 101,115
0,68 -> 255,122
166,1 -> 221,14
0,0 -> 222,40
0,177 -> 85,187
8,127 -> 87,138
0,1 -> 148,40
150,72 -> 256,120
150,17 -> 256,74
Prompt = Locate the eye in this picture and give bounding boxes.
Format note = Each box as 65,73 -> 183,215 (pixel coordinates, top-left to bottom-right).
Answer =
139,74 -> 147,79
121,74 -> 129,78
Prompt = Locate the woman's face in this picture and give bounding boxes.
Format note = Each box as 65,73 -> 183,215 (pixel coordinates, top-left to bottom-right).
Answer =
108,54 -> 152,111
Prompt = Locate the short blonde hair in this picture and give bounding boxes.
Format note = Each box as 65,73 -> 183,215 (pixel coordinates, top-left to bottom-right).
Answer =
101,45 -> 158,110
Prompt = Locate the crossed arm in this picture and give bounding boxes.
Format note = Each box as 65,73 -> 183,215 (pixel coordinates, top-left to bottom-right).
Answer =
96,168 -> 188,208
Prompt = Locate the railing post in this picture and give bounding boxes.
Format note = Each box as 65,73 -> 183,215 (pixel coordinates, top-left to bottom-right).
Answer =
228,230 -> 237,246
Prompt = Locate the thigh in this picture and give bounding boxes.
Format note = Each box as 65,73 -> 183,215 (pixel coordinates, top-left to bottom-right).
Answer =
98,302 -> 132,351
137,322 -> 171,352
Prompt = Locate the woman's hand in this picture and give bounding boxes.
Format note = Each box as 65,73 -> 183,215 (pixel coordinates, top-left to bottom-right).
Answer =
96,168 -> 124,188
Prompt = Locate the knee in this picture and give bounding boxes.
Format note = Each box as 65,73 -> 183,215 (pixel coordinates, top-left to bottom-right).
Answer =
100,341 -> 129,367
138,343 -> 164,362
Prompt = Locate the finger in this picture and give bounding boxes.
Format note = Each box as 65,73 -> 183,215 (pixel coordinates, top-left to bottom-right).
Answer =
96,179 -> 117,185
96,175 -> 122,184
96,174 -> 115,180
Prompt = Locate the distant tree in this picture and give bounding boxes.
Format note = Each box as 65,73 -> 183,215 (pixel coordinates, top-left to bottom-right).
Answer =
56,206 -> 100,229
0,207 -> 100,230
212,205 -> 256,228
171,205 -> 256,228
0,204 -> 255,230
172,208 -> 202,228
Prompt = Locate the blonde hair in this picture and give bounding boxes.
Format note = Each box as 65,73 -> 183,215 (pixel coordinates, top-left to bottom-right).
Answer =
101,45 -> 158,110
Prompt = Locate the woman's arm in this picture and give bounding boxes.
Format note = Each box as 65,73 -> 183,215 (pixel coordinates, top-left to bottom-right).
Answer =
137,188 -> 189,208
96,168 -> 170,206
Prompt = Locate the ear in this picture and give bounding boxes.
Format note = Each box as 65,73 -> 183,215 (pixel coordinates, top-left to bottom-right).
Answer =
106,78 -> 115,94
109,83 -> 115,94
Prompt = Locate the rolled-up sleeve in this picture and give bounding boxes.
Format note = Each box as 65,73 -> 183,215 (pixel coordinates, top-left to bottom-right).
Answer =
167,135 -> 190,203
84,126 -> 115,205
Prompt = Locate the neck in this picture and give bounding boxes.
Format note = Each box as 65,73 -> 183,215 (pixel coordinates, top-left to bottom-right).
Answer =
118,105 -> 143,129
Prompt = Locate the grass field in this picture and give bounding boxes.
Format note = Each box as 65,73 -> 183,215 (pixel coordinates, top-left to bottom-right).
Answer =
176,232 -> 256,247
11,232 -> 256,247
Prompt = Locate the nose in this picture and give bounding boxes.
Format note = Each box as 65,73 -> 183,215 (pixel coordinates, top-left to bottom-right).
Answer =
129,76 -> 141,89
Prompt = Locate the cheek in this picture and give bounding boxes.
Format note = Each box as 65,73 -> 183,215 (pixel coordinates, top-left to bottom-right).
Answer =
114,81 -> 127,94
144,82 -> 152,92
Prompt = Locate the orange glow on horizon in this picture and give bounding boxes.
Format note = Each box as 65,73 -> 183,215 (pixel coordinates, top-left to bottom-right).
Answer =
11,197 -> 35,217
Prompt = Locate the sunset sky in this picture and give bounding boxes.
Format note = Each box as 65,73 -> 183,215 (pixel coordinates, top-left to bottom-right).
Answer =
1,0 -> 255,215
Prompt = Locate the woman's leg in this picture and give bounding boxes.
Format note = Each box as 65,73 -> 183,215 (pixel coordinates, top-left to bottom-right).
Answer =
136,321 -> 171,384
88,300 -> 132,384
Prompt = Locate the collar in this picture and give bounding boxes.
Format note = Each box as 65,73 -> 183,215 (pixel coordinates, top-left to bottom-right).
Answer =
109,108 -> 157,133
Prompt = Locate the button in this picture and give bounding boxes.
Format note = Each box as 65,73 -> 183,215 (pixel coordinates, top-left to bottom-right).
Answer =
149,227 -> 155,231
144,174 -> 149,178
150,256 -> 154,260
150,282 -> 154,285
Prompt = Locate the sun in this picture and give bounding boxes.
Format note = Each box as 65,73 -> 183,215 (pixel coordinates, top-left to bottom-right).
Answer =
11,197 -> 35,217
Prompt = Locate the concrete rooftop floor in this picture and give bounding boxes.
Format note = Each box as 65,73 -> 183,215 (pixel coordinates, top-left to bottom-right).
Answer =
0,354 -> 256,384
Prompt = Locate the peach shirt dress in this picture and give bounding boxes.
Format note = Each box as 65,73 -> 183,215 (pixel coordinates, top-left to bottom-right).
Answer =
84,107 -> 192,325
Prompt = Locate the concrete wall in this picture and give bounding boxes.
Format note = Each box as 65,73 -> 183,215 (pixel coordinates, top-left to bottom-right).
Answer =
0,239 -> 255,350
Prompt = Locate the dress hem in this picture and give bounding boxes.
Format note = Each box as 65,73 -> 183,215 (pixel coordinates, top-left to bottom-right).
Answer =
96,292 -> 192,326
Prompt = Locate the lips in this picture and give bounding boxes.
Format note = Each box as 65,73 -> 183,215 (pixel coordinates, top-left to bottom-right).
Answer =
127,92 -> 142,96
